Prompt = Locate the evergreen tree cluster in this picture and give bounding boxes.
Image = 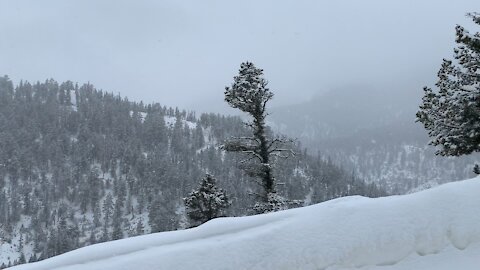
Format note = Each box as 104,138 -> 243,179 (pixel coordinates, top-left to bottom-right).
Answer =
0,76 -> 386,268
417,13 -> 480,157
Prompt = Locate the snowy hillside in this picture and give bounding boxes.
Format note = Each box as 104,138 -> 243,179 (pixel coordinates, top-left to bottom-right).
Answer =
0,78 -> 386,268
10,177 -> 480,270
270,89 -> 478,194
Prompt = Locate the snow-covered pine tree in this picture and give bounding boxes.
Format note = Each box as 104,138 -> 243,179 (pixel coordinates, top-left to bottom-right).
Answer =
183,174 -> 230,227
148,197 -> 178,233
417,13 -> 480,159
135,220 -> 144,236
88,230 -> 96,245
111,202 -> 123,240
17,252 -> 25,265
28,253 -> 37,263
223,62 -> 294,213
251,192 -> 291,214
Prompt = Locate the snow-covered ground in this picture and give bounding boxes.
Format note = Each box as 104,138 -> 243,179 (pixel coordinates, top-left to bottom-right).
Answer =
10,177 -> 480,270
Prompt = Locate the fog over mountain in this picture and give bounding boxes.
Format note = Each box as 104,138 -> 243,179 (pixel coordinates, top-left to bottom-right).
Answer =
269,86 -> 478,193
1,0 -> 479,113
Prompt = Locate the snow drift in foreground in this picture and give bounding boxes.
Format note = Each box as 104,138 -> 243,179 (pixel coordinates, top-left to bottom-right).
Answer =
10,177 -> 480,270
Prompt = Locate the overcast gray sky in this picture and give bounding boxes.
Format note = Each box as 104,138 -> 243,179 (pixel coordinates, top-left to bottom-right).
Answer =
1,0 -> 479,113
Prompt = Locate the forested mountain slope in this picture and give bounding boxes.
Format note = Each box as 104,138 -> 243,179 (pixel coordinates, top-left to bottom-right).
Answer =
0,76 -> 384,268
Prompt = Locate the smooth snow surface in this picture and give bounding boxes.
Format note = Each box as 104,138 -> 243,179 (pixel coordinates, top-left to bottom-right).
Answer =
10,177 -> 480,270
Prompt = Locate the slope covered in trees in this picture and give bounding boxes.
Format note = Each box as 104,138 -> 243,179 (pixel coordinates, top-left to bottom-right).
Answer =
0,76 -> 385,268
